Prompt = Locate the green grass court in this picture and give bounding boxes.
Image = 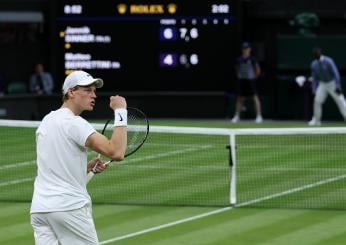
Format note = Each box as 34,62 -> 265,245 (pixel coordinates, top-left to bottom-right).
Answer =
1,119 -> 346,244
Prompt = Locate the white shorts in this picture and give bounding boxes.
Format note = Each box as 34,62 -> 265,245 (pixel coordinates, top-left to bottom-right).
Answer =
31,204 -> 99,245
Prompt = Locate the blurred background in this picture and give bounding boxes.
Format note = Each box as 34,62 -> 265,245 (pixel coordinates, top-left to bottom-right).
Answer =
0,0 -> 346,121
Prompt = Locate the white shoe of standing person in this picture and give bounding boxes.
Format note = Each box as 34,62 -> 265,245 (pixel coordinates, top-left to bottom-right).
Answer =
308,118 -> 321,126
231,115 -> 239,123
255,115 -> 263,124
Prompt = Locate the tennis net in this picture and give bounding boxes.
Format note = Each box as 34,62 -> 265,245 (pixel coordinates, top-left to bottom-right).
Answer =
0,120 -> 230,207
1,119 -> 346,209
232,128 -> 346,209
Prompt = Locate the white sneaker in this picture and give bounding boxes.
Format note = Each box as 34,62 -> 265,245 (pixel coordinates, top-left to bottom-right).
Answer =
255,115 -> 263,124
308,118 -> 321,126
231,115 -> 239,123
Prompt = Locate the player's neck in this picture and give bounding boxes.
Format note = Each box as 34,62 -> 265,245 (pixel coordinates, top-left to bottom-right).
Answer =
61,101 -> 82,116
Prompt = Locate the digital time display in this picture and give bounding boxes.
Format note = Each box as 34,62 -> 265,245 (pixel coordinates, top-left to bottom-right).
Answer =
54,1 -> 237,91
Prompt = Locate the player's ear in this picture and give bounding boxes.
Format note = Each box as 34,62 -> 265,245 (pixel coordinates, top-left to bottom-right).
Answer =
67,87 -> 78,98
67,88 -> 73,98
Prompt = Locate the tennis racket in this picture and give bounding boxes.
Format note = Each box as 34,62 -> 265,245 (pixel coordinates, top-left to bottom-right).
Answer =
87,107 -> 149,183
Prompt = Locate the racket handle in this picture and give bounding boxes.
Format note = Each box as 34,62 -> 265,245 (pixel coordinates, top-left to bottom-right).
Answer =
87,160 -> 112,184
87,171 -> 95,183
87,154 -> 101,183
91,154 -> 102,172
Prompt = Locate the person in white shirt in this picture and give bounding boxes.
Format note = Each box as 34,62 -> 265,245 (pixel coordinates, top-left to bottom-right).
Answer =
30,70 -> 127,245
308,47 -> 346,126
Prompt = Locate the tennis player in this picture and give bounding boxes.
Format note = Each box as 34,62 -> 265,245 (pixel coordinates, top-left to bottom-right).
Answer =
30,70 -> 127,244
308,47 -> 346,126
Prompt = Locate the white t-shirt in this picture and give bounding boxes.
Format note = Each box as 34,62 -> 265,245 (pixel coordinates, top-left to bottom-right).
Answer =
30,107 -> 96,213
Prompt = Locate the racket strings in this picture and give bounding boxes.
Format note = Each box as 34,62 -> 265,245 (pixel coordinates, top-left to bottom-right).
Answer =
101,107 -> 148,158
88,107 -> 148,183
125,109 -> 148,156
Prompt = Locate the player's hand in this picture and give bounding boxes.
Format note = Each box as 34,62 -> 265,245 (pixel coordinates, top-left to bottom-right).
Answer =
87,157 -> 108,174
110,95 -> 127,110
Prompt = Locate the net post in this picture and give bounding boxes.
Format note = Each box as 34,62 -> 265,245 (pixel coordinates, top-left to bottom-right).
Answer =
228,133 -> 237,206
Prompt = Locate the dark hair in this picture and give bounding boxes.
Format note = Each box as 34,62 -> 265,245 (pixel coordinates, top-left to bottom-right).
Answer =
312,46 -> 321,53
242,42 -> 251,49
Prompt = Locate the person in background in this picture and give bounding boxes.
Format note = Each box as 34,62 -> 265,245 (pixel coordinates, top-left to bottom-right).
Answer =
30,70 -> 127,244
29,63 -> 54,95
308,47 -> 346,126
231,42 -> 263,123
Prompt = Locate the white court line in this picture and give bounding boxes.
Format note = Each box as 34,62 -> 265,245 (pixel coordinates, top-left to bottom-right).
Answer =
108,145 -> 212,165
0,177 -> 34,187
236,173 -> 346,207
100,207 -> 232,244
100,173 -> 346,244
0,160 -> 36,187
0,160 -> 36,170
0,145 -> 212,187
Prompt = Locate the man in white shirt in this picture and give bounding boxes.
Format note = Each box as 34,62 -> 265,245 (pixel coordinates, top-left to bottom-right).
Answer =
30,70 -> 127,245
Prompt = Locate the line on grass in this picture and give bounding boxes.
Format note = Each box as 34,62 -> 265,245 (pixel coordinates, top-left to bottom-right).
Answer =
100,207 -> 232,244
236,173 -> 346,207
119,145 -> 212,165
0,160 -> 36,170
0,144 -> 210,187
100,173 -> 346,244
0,177 -> 34,187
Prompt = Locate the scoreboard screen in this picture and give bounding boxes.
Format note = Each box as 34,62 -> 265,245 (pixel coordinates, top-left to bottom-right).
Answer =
54,1 -> 238,91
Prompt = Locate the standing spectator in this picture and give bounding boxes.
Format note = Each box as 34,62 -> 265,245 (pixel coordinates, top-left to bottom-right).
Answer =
29,63 -> 54,95
231,42 -> 263,123
308,47 -> 346,126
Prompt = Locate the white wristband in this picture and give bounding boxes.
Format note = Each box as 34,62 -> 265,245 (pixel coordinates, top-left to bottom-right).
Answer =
114,108 -> 127,127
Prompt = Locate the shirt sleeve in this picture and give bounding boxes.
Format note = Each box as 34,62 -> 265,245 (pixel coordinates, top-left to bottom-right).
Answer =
310,62 -> 318,93
29,75 -> 36,92
67,117 -> 96,147
44,73 -> 54,93
327,58 -> 341,87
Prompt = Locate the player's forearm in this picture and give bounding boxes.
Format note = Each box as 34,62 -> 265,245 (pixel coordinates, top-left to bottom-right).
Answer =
109,127 -> 127,160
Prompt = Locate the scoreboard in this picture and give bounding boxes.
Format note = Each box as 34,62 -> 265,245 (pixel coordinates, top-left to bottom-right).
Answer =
54,1 -> 238,91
